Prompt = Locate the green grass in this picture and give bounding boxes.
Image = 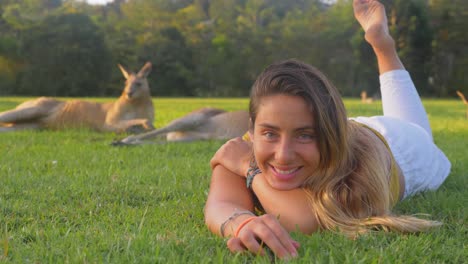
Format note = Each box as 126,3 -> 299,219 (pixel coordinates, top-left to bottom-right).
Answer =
0,97 -> 466,263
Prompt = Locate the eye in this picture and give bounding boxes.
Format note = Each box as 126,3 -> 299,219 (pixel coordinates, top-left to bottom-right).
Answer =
297,133 -> 316,142
262,131 -> 277,141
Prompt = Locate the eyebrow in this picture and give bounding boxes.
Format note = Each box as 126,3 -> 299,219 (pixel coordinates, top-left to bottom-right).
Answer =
257,123 -> 316,132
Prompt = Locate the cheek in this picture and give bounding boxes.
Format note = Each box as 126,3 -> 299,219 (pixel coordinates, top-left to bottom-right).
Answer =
311,144 -> 321,164
252,142 -> 269,163
252,142 -> 262,158
300,142 -> 321,164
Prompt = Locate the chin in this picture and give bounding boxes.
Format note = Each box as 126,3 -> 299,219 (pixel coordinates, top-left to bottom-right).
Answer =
268,180 -> 301,191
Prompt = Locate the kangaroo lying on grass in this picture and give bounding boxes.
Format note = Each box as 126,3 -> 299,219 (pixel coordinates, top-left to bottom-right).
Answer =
112,107 -> 249,145
360,90 -> 374,104
0,62 -> 154,133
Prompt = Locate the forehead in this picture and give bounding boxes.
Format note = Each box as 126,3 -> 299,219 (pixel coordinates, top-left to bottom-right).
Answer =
256,94 -> 314,127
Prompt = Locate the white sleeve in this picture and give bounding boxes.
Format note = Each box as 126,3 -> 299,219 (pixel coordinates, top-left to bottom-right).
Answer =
379,70 -> 432,140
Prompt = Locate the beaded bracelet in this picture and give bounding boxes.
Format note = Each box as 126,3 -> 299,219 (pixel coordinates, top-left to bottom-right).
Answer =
220,210 -> 255,237
246,167 -> 262,189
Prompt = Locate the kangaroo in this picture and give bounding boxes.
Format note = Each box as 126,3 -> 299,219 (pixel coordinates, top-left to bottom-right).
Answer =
360,90 -> 374,104
112,107 -> 249,145
456,90 -> 467,119
0,62 -> 154,133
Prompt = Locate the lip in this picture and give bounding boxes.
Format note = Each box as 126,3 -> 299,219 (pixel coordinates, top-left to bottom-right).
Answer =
270,165 -> 301,181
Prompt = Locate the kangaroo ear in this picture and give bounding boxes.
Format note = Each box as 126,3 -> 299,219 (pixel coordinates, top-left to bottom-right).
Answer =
457,90 -> 467,104
137,62 -> 152,78
118,64 -> 130,79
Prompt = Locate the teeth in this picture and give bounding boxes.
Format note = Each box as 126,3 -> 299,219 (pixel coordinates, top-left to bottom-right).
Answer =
276,168 -> 296,174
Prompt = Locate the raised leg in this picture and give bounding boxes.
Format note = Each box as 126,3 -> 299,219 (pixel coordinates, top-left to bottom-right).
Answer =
354,0 -> 432,138
354,0 -> 403,72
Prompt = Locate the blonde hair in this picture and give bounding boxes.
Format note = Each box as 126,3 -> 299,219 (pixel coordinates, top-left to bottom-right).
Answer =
249,59 -> 441,236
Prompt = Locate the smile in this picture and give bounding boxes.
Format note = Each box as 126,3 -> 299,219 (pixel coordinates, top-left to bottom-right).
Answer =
276,168 -> 297,174
271,166 -> 301,181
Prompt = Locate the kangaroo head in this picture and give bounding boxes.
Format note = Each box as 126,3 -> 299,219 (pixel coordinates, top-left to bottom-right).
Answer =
118,62 -> 152,100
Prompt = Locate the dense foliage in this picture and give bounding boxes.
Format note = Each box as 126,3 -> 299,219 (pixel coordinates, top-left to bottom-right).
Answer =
0,0 -> 466,97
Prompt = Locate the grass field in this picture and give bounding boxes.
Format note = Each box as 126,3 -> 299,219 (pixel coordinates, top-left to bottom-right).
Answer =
0,97 -> 466,263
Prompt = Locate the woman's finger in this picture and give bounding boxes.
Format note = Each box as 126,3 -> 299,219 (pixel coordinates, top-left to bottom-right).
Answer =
261,214 -> 299,257
236,216 -> 297,259
237,229 -> 267,256
226,237 -> 247,253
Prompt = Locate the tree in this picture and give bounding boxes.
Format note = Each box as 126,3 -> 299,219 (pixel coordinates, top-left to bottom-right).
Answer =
389,0 -> 433,95
140,27 -> 196,96
17,13 -> 112,96
0,0 -> 464,97
429,0 -> 468,96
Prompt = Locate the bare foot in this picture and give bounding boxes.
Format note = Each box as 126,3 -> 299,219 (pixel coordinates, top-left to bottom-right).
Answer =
353,0 -> 394,50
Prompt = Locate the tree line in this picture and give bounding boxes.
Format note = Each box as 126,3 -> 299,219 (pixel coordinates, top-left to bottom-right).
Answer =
0,0 -> 466,97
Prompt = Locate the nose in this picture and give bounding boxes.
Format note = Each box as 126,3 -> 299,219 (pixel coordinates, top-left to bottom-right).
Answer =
275,137 -> 295,164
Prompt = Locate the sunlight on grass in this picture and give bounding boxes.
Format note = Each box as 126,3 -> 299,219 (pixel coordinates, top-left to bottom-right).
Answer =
0,97 -> 466,263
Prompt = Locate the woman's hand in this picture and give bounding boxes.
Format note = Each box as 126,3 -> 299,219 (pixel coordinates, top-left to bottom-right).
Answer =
210,137 -> 252,177
226,214 -> 300,260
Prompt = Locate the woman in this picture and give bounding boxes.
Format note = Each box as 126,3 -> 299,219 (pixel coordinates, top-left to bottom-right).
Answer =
204,0 -> 451,259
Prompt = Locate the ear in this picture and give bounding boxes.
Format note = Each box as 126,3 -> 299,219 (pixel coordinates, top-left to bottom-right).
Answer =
118,64 -> 129,79
137,62 -> 152,78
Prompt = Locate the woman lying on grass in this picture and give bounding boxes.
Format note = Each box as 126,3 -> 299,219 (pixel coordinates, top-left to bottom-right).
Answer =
204,0 -> 451,260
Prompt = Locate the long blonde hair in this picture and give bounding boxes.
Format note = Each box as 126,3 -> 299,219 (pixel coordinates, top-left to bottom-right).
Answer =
249,59 -> 441,236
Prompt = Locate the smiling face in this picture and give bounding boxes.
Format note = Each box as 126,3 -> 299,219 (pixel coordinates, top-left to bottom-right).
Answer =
250,94 -> 320,190
248,59 -> 349,190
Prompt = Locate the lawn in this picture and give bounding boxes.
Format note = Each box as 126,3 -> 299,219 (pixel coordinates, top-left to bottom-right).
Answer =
0,97 -> 466,263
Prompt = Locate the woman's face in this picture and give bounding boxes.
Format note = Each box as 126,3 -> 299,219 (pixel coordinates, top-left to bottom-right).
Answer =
250,94 -> 320,190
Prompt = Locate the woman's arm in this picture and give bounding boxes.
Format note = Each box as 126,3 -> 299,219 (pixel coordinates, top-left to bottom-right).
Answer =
205,165 -> 300,259
210,137 -> 251,176
209,137 -> 319,234
251,173 -> 319,234
204,165 -> 255,237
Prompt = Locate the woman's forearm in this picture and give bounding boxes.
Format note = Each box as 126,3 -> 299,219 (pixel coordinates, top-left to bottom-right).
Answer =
251,174 -> 319,234
206,168 -> 300,259
204,165 -> 255,237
